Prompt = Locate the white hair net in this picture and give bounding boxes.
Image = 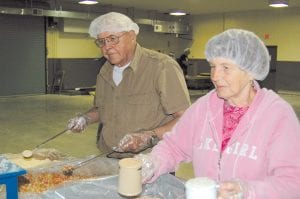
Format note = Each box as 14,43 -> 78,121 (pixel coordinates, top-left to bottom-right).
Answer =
88,12 -> 139,38
205,29 -> 270,80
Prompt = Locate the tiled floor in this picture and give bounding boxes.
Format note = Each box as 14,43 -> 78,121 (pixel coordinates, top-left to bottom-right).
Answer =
0,94 -> 100,157
0,90 -> 299,180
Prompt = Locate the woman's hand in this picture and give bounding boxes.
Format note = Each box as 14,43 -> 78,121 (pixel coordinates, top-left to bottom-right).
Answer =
218,180 -> 244,199
134,154 -> 157,183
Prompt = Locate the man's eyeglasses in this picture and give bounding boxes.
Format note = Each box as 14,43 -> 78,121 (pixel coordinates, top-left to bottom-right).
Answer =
95,33 -> 127,48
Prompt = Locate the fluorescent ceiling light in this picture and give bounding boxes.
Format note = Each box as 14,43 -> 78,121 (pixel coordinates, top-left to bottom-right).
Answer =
169,10 -> 187,16
78,0 -> 99,5
269,0 -> 289,8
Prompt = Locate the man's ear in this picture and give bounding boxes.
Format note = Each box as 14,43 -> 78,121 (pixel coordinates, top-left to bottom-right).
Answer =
128,30 -> 137,41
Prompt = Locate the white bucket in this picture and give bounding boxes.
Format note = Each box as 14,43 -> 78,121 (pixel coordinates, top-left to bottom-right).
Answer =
185,177 -> 218,199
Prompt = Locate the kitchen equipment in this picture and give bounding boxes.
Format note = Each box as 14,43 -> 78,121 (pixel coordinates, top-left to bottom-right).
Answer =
35,128 -> 69,149
22,128 -> 69,158
62,152 -> 114,176
107,145 -> 152,159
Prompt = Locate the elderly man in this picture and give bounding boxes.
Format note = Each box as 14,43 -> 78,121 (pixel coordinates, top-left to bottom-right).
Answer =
67,12 -> 190,157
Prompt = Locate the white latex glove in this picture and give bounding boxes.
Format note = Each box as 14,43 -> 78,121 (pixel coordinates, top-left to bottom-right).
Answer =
134,153 -> 160,184
115,131 -> 157,153
217,180 -> 244,199
32,148 -> 66,161
67,114 -> 90,133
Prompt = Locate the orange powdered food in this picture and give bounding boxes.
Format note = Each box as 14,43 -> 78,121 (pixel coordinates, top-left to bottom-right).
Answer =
18,172 -> 87,193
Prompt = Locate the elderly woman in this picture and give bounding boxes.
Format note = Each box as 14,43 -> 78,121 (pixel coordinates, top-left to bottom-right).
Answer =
137,29 -> 300,198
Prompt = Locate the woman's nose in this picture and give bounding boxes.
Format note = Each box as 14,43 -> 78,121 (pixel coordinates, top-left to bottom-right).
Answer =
210,69 -> 219,81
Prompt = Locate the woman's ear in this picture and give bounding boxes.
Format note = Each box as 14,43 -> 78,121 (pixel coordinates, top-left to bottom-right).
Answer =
248,72 -> 255,81
248,74 -> 255,86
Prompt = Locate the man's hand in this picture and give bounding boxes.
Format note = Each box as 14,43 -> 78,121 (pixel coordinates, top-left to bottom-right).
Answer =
67,114 -> 90,133
32,148 -> 66,161
115,131 -> 157,153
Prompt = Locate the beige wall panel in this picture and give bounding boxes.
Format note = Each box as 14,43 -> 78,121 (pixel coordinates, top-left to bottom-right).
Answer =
47,30 -> 101,58
191,8 -> 300,61
190,14 -> 224,59
137,24 -> 191,57
46,13 -> 193,58
225,10 -> 300,61
47,8 -> 300,61
274,10 -> 300,61
47,23 -> 190,59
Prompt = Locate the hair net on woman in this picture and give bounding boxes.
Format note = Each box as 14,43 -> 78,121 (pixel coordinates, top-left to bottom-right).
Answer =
205,29 -> 270,80
88,12 -> 139,38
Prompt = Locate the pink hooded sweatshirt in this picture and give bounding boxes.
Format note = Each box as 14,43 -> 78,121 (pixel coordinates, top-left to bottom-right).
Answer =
151,84 -> 300,198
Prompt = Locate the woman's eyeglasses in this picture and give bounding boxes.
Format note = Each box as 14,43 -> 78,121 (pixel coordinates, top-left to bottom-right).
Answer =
95,32 -> 127,48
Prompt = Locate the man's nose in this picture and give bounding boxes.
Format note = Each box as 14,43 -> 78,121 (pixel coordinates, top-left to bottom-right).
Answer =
104,39 -> 115,47
102,41 -> 113,50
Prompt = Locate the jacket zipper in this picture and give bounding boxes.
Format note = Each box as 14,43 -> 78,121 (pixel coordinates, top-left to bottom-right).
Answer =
217,151 -> 222,181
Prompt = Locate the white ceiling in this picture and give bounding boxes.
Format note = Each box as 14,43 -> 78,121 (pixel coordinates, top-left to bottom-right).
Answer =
1,1 -> 299,16
68,0 -> 300,15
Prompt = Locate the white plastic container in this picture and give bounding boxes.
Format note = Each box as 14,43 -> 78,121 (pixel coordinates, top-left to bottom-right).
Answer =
185,177 -> 217,199
118,158 -> 142,197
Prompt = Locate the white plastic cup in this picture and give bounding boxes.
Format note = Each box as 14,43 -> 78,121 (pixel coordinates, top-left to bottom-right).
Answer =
118,158 -> 142,197
185,177 -> 218,199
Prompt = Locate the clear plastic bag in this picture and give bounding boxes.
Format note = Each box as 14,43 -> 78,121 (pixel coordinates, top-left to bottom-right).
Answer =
21,174 -> 185,199
1,155 -> 185,199
17,156 -> 119,198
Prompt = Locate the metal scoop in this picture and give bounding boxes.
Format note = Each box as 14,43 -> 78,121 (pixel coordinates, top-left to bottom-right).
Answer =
62,152 -> 109,176
62,146 -> 151,176
22,128 -> 69,158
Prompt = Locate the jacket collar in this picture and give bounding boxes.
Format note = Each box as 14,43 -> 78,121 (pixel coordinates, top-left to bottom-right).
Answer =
207,81 -> 265,146
128,43 -> 142,73
98,43 -> 141,86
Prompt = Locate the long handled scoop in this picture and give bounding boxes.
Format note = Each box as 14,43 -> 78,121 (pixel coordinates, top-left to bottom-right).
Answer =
35,128 -> 69,149
22,128 -> 69,158
62,152 -> 110,176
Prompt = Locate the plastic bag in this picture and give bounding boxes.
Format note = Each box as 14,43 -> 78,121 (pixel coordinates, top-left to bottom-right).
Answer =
21,174 -> 185,199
